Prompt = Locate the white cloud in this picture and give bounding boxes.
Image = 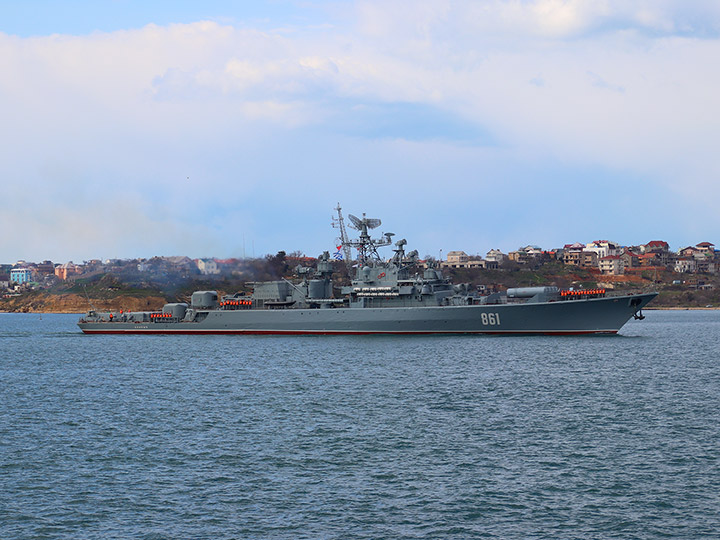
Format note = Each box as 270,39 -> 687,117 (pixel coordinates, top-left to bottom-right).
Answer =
1,1 -> 720,260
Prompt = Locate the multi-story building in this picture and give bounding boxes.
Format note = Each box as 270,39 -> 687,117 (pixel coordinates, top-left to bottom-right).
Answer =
441,251 -> 485,269
446,251 -> 468,265
642,240 -> 670,254
197,258 -> 220,275
695,257 -> 717,274
696,242 -> 715,254
585,240 -> 622,260
36,261 -> 55,275
562,243 -> 584,265
674,258 -> 697,273
485,249 -> 507,264
508,245 -> 543,264
678,246 -> 697,258
620,250 -> 639,269
676,243 -> 717,273
637,253 -> 663,267
55,262 -> 80,280
599,255 -> 624,275
10,268 -> 32,284
581,251 -> 598,268
642,240 -> 672,266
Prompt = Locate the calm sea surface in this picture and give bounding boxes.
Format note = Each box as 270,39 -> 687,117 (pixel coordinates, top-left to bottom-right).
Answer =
1,311 -> 719,539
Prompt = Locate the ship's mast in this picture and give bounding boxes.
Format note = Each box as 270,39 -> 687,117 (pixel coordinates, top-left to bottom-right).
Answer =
332,203 -> 353,267
345,212 -> 392,267
334,205 -> 393,269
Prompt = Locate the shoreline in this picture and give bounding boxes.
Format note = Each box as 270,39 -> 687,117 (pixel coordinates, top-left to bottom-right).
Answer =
2,307 -> 718,315
644,306 -> 719,310
0,310 -> 85,314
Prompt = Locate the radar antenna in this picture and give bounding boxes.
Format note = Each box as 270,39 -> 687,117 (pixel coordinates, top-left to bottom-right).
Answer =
338,210 -> 392,265
348,214 -> 382,230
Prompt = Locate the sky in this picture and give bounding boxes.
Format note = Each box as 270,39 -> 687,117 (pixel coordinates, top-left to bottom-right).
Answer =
1,0 -> 719,263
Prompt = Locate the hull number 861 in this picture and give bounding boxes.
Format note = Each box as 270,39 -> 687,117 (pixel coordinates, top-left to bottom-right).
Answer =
481,312 -> 501,325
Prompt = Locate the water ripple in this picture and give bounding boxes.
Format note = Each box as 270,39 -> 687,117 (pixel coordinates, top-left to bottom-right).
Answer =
1,311 -> 719,539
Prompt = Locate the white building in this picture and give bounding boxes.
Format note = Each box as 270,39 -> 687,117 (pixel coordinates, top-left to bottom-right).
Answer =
197,258 -> 220,275
585,240 -> 622,260
485,249 -> 507,263
674,258 -> 697,273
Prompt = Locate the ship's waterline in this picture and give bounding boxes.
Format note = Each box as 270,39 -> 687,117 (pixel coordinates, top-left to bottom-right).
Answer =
79,294 -> 657,335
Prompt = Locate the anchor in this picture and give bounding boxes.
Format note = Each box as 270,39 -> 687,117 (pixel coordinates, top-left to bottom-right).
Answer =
634,308 -> 645,320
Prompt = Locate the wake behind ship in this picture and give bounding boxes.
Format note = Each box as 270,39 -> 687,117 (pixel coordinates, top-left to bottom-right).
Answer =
78,208 -> 657,335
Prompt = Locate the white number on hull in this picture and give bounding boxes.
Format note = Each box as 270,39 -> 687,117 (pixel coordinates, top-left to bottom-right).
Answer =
481,312 -> 501,325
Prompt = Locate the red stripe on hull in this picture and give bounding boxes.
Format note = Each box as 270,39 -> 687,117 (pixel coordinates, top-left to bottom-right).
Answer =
80,329 -> 618,336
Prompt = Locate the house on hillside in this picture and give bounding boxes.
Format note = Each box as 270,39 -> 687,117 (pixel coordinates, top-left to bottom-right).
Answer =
585,240 -> 622,260
599,255 -> 624,275
562,243 -> 584,266
446,251 -> 468,265
36,261 -> 55,275
441,251 -> 485,269
640,240 -> 673,266
637,253 -> 657,267
695,257 -> 717,274
197,258 -> 220,275
678,246 -> 698,258
485,249 -> 507,264
581,251 -> 598,268
10,268 -> 32,284
508,245 -> 543,264
696,241 -> 715,254
642,240 -> 670,254
677,244 -> 717,273
620,250 -> 639,269
55,262 -> 80,280
674,258 -> 697,273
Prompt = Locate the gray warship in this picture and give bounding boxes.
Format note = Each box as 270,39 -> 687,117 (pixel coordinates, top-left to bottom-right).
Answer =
78,208 -> 657,335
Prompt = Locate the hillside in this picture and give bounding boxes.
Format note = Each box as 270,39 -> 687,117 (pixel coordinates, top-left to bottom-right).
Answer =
2,261 -> 718,312
0,293 -> 166,313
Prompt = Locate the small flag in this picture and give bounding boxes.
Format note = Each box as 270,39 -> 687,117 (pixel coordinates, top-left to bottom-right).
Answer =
333,246 -> 343,260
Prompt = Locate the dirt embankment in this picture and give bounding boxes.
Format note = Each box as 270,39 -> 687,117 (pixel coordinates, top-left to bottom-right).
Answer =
0,294 -> 167,313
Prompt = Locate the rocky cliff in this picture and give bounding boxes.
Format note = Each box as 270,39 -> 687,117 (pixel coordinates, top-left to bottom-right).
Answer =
0,293 -> 167,313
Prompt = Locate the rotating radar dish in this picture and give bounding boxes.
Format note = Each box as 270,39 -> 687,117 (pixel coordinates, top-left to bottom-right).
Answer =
348,214 -> 363,230
348,214 -> 382,230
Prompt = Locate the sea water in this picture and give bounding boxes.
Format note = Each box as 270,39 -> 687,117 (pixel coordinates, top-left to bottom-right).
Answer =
1,311 -> 719,539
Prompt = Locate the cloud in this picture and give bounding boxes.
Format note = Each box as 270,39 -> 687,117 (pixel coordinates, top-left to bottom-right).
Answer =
1,2 -> 720,261
351,0 -> 720,41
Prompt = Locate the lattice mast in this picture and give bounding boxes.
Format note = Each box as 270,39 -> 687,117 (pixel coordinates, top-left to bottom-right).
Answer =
332,203 -> 353,266
345,213 -> 392,267
333,204 -> 393,269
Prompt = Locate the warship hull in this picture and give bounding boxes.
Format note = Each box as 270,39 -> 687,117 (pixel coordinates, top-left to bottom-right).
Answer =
78,292 -> 657,335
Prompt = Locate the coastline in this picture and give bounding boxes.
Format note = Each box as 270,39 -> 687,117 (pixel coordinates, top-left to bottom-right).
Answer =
3,306 -> 718,314
0,293 -> 167,315
645,306 -> 719,310
0,310 -> 85,314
